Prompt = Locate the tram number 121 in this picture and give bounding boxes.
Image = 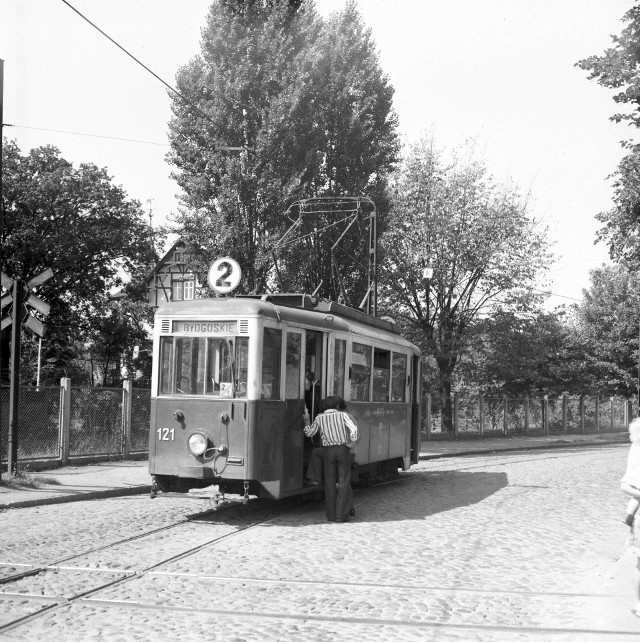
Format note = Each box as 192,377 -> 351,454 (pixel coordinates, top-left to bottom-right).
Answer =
157,428 -> 175,441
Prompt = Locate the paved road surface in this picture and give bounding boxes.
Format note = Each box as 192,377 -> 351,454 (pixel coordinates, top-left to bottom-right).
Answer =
1,444 -> 638,640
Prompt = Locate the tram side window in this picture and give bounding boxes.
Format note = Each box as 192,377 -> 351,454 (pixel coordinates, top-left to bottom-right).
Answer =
391,353 -> 407,402
350,342 -> 372,402
175,337 -> 206,394
159,337 -> 173,395
334,339 -> 346,398
261,328 -> 282,400
372,348 -> 391,402
285,332 -> 302,399
236,338 -> 249,398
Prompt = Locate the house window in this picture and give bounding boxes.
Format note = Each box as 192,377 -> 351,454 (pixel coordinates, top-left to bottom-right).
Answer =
172,280 -> 184,301
183,280 -> 195,300
173,250 -> 184,263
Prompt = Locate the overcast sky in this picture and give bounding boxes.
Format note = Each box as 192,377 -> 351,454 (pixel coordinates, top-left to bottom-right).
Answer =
2,0 -> 633,307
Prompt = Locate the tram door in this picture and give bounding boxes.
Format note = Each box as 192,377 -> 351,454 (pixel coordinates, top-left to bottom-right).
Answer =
305,330 -> 324,419
282,328 -> 325,491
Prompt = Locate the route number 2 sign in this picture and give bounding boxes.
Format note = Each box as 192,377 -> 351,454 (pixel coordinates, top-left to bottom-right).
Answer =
208,257 -> 242,295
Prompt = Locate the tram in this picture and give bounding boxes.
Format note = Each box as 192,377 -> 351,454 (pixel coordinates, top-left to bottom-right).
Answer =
148,293 -> 422,502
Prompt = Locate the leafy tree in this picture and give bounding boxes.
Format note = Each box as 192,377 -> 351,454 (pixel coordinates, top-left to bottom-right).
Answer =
576,6 -> 640,266
1,140 -> 153,383
379,138 -> 552,430
457,309 -> 603,398
167,0 -> 398,300
574,263 -> 640,397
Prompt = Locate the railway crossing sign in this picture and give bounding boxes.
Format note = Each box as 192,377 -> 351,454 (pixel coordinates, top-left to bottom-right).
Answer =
1,268 -> 54,473
1,268 -> 53,338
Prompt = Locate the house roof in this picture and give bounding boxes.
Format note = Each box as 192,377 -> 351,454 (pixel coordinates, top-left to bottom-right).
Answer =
144,238 -> 187,284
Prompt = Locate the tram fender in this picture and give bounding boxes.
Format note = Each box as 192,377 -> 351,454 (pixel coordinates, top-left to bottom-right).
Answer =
260,480 -> 281,499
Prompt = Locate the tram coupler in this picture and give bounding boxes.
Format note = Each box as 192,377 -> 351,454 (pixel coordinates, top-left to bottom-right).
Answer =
150,476 -> 158,499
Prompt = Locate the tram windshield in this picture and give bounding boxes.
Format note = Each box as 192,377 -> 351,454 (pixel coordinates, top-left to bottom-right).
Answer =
159,336 -> 249,397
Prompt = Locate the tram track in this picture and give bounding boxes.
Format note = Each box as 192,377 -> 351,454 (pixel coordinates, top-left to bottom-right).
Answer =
0,467 -> 636,640
0,496 -> 298,635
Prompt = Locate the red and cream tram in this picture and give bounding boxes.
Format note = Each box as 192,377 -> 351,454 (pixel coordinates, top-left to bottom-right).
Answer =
148,293 -> 422,501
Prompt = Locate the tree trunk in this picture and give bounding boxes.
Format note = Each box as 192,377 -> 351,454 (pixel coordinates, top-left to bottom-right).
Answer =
439,379 -> 454,433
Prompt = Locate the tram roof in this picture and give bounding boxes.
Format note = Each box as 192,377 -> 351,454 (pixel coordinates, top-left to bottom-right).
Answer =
156,294 -> 418,350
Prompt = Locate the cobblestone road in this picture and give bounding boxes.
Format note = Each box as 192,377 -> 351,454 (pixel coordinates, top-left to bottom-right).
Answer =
1,444 -> 638,641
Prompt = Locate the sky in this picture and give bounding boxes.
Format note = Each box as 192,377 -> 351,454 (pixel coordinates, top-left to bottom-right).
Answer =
2,0 -> 634,308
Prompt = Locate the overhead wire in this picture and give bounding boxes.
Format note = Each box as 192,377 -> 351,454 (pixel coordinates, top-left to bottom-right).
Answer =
58,0 -> 236,149
4,124 -> 169,147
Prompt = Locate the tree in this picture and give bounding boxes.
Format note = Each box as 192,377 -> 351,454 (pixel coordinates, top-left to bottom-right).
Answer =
379,138 -> 552,430
166,0 -> 398,300
457,309 -> 600,398
576,6 -> 640,266
574,263 -> 640,397
1,140 -> 153,383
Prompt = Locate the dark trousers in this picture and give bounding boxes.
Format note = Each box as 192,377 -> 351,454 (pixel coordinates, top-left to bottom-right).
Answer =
323,444 -> 351,521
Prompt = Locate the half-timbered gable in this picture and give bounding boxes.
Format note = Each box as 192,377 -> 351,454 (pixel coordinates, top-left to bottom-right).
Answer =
145,240 -> 198,308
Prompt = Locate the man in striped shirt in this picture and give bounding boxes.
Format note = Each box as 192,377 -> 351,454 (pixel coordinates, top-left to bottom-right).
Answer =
303,395 -> 358,522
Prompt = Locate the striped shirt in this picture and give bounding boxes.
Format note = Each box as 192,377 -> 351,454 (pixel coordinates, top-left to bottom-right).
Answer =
304,409 -> 358,447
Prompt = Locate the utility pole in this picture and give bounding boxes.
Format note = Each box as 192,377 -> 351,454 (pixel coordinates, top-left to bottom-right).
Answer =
7,280 -> 24,473
147,198 -> 154,254
1,59 -> 5,469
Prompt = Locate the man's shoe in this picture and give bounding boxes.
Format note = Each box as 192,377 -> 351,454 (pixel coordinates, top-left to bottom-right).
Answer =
304,479 -> 320,487
349,507 -> 356,518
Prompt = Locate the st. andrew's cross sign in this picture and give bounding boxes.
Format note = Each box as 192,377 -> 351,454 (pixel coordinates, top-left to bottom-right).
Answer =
1,268 -> 53,473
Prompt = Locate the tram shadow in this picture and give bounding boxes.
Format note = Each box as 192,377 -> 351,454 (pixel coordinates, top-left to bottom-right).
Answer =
347,469 -> 509,523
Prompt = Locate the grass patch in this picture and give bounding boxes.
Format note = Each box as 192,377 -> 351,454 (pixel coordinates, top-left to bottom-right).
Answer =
0,469 -> 61,489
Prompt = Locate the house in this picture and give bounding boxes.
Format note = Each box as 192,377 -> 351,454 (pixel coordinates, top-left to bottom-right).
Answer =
145,239 -> 198,308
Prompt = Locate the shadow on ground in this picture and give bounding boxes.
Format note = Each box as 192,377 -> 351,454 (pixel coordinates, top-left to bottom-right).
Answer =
346,469 -> 510,522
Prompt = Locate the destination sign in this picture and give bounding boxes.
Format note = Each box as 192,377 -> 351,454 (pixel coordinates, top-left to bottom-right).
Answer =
173,321 -> 238,334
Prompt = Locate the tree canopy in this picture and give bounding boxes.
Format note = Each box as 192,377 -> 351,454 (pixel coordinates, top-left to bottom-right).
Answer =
166,0 -> 398,299
1,139 -> 153,384
576,6 -> 640,266
379,138 -> 552,427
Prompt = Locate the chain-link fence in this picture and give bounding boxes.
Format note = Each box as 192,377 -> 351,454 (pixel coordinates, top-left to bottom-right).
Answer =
1,381 -> 150,466
425,393 -> 632,439
131,388 -> 151,453
0,386 -> 61,460
69,387 -> 123,457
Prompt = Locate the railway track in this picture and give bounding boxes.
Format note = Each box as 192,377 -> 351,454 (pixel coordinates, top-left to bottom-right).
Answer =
1,470 -> 635,640
0,495 -> 298,635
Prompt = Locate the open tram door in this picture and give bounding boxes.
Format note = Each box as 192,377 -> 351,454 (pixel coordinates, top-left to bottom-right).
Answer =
304,330 -> 324,419
410,355 -> 422,464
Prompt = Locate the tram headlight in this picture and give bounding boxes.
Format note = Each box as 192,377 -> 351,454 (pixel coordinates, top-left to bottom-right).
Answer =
188,432 -> 208,456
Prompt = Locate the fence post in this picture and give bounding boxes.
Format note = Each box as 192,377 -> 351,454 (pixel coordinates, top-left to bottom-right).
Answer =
610,397 -> 615,433
562,394 -> 568,434
628,400 -> 633,428
503,394 -> 508,436
595,396 -> 600,433
524,394 -> 529,436
543,395 -> 549,435
122,380 -> 132,459
479,394 -> 484,437
59,377 -> 71,465
453,393 -> 459,440
425,392 -> 431,441
580,394 -> 585,434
